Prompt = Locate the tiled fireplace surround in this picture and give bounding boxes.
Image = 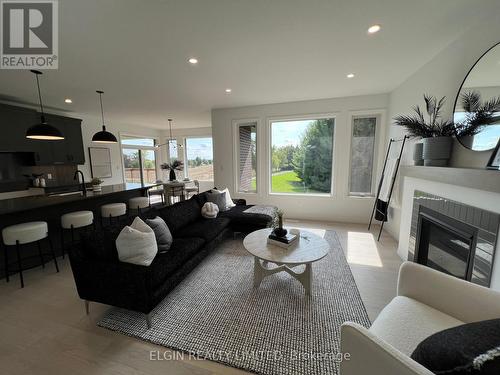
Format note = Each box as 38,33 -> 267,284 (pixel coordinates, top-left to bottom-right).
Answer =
408,191 -> 500,287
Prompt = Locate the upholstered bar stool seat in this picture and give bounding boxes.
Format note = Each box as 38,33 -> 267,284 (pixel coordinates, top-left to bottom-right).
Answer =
100,203 -> 127,227
61,211 -> 94,229
2,221 -> 58,288
128,197 -> 149,210
2,221 -> 48,245
60,211 -> 95,258
101,203 -> 127,218
128,197 -> 150,216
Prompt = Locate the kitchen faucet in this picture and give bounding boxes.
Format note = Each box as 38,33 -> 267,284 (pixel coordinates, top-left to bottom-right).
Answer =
74,170 -> 87,195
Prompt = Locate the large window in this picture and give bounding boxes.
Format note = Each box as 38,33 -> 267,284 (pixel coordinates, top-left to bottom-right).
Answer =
270,117 -> 334,194
236,122 -> 257,193
349,116 -> 378,196
185,137 -> 214,181
121,136 -> 158,185
168,139 -> 178,163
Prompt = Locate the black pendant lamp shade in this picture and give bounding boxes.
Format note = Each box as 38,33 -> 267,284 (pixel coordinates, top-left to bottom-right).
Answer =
26,70 -> 64,140
92,90 -> 118,143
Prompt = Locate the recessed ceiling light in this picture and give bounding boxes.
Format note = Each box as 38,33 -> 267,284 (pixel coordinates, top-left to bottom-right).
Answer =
188,57 -> 198,64
64,98 -> 72,103
225,88 -> 232,93
367,24 -> 381,34
346,73 -> 355,78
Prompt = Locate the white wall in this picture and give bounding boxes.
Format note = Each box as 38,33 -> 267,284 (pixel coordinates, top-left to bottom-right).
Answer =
79,114 -> 163,186
211,94 -> 389,223
385,16 -> 500,239
397,176 -> 500,291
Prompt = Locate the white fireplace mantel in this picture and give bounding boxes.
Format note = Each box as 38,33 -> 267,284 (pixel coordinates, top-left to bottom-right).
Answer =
399,166 -> 500,195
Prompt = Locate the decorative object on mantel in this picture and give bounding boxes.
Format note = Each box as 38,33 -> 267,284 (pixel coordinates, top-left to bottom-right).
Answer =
487,139 -> 500,170
368,136 -> 408,241
413,142 -> 424,166
26,70 -> 65,141
160,160 -> 184,181
394,95 -> 455,166
91,178 -> 104,192
453,41 -> 500,152
91,90 -> 118,144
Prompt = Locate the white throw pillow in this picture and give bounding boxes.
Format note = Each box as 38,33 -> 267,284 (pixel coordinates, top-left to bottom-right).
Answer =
202,202 -> 219,218
116,217 -> 158,266
213,187 -> 236,209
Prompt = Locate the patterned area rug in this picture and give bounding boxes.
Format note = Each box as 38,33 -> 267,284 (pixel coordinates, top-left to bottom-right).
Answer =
98,230 -> 370,375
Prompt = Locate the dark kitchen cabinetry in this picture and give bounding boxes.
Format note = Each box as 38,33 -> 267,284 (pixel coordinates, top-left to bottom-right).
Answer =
0,103 -> 85,165
0,104 -> 38,152
40,114 -> 85,165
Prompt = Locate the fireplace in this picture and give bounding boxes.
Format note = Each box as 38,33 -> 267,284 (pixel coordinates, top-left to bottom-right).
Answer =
408,191 -> 500,287
414,206 -> 478,281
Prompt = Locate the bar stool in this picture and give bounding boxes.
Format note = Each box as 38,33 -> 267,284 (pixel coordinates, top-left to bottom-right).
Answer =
60,211 -> 95,258
2,221 -> 59,288
100,203 -> 127,227
128,197 -> 150,217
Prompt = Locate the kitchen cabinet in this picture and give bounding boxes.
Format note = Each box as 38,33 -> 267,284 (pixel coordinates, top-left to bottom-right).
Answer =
0,103 -> 85,165
0,104 -> 38,152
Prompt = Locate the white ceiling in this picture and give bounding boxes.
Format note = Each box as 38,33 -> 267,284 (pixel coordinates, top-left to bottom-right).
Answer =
0,0 -> 498,129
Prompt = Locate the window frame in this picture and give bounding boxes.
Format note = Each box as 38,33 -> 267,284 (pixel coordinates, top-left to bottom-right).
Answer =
232,118 -> 260,195
119,133 -> 159,186
347,110 -> 385,198
166,138 -> 179,164
267,113 -> 337,197
183,135 -> 214,182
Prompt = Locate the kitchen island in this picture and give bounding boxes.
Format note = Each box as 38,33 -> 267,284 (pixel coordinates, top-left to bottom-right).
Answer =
0,183 -> 156,280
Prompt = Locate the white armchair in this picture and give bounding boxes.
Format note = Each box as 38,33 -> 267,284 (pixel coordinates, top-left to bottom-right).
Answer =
340,261 -> 500,375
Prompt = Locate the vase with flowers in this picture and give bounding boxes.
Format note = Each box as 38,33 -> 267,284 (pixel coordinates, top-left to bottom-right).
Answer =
161,160 -> 184,181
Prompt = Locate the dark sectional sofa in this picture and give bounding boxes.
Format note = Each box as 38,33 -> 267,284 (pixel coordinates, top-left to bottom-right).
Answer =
68,192 -> 277,328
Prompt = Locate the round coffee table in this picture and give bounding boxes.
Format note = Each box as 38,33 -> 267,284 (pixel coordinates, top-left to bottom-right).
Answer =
243,228 -> 329,295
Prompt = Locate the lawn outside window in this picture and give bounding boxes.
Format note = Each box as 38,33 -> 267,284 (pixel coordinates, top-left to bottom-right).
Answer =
269,116 -> 335,196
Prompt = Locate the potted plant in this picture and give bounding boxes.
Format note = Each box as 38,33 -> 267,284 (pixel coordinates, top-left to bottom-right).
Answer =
455,91 -> 500,148
160,160 -> 184,181
394,95 -> 455,166
91,178 -> 103,192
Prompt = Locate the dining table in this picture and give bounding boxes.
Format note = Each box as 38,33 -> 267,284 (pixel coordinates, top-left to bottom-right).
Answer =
161,180 -> 193,205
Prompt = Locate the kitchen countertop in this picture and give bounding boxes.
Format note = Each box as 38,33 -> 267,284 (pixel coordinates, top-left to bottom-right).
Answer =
0,183 -> 157,215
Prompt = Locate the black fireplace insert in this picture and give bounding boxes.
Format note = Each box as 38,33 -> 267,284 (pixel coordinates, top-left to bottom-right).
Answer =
414,206 -> 478,281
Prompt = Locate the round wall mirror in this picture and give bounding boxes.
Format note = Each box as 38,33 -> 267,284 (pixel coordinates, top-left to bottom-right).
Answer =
453,42 -> 500,151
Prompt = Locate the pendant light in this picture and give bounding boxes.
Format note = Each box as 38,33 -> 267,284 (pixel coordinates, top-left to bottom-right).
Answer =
155,118 -> 183,149
92,90 -> 118,143
26,70 -> 64,140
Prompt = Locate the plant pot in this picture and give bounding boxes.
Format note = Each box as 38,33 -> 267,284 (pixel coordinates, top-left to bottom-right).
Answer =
422,137 -> 453,167
92,184 -> 102,192
169,169 -> 176,181
459,136 -> 474,149
413,142 -> 424,166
